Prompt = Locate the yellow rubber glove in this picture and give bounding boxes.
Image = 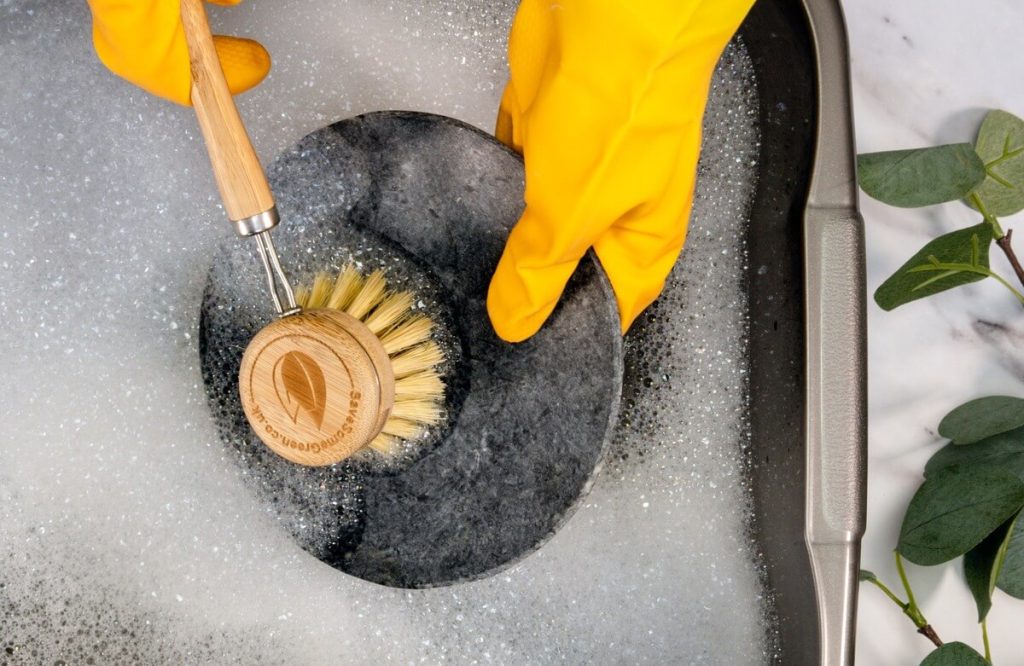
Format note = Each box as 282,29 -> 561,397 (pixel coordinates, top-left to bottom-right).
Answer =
487,0 -> 754,342
87,0 -> 270,105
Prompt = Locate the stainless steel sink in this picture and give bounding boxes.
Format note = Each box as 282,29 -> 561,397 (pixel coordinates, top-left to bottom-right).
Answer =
741,1 -> 866,663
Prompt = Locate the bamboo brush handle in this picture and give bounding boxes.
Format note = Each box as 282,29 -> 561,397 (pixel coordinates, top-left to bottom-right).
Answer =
180,0 -> 276,230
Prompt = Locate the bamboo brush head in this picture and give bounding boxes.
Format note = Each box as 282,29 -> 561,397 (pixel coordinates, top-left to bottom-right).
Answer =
238,265 -> 445,466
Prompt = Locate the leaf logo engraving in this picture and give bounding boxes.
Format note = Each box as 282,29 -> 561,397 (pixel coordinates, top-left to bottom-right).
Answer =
272,350 -> 327,430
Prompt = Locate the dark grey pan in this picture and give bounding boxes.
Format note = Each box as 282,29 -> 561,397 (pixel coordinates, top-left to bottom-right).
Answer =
200,112 -> 624,590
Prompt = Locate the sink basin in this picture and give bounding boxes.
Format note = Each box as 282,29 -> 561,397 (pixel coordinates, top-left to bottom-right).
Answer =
0,0 -> 864,663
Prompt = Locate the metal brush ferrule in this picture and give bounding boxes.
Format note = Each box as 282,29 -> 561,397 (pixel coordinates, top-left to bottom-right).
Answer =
232,206 -> 280,237
251,229 -> 301,317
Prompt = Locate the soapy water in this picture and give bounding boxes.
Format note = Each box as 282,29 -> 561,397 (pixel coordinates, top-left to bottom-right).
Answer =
0,1 -> 766,663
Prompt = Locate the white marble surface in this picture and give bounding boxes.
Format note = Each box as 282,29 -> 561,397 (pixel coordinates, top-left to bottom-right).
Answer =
844,1 -> 1024,664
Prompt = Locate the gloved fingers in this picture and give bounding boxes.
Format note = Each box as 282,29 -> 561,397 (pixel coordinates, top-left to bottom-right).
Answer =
494,85 -> 518,151
487,76 -> 647,344
488,155 -> 698,341
487,69 -> 701,342
88,0 -> 268,106
213,35 -> 271,97
592,113 -> 706,333
486,206 -> 587,343
89,0 -> 190,104
487,165 -> 694,342
493,0 -> 553,154
593,236 -> 680,335
592,194 -> 693,335
490,71 -> 706,342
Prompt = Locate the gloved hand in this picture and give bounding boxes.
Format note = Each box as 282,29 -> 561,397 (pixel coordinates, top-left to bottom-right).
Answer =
87,0 -> 270,105
487,0 -> 754,342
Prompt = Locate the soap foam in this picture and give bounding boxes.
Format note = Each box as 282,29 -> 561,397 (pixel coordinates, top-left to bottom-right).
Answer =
0,0 -> 767,662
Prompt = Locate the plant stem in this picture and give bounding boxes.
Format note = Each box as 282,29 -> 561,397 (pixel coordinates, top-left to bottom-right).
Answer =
917,625 -> 944,649
895,551 -> 918,610
995,229 -> 1024,291
893,552 -> 944,648
984,265 -> 1024,305
862,562 -> 946,649
864,576 -> 906,608
971,193 -> 1005,239
982,617 -> 992,663
970,192 -> 1024,291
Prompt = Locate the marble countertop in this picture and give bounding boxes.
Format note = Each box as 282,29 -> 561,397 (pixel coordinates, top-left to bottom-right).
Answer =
844,1 -> 1024,663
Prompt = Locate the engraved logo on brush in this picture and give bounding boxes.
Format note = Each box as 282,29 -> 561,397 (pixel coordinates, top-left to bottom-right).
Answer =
245,332 -> 368,457
273,350 -> 327,430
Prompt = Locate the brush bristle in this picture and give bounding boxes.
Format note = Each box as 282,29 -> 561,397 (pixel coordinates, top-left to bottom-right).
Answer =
391,399 -> 442,425
368,433 -> 398,455
379,315 -> 433,355
390,342 -> 444,379
381,417 -> 424,440
363,291 -> 414,335
299,265 -> 445,457
345,270 -> 387,320
327,265 -> 363,310
394,369 -> 444,401
309,273 -> 336,308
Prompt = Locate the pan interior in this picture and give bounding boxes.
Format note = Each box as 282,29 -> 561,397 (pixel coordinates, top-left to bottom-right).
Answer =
199,112 -> 624,588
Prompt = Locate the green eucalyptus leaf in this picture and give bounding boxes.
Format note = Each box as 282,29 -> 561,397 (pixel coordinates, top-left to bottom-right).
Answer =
858,144 -> 985,207
997,517 -> 1024,599
874,222 -> 993,311
963,514 -> 1017,621
858,569 -> 877,583
939,395 -> 1024,444
968,109 -> 1024,217
898,465 -> 1024,566
925,428 -> 1024,480
919,642 -> 989,666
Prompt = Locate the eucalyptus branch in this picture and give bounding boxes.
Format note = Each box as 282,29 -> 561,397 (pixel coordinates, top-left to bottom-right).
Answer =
970,191 -> 1024,291
861,557 -> 944,650
895,552 -> 944,649
857,110 -> 1024,666
995,229 -> 1024,292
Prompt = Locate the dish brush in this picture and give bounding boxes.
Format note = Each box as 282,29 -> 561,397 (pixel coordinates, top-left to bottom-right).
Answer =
180,0 -> 444,465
